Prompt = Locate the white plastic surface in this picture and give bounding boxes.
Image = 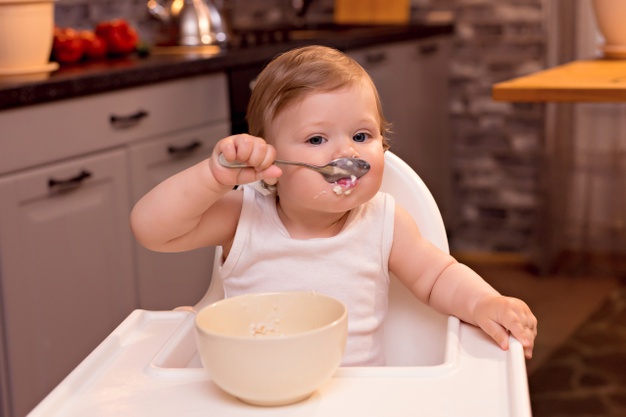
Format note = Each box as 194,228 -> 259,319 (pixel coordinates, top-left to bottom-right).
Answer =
28,310 -> 531,417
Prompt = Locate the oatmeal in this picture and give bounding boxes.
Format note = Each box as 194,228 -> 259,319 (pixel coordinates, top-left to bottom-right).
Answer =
332,175 -> 358,195
249,320 -> 282,336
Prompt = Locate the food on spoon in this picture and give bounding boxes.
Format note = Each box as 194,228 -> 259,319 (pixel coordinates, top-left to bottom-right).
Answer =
332,175 -> 358,195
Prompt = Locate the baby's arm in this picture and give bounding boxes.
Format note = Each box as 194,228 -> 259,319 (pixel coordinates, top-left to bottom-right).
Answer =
389,205 -> 537,359
130,134 -> 282,253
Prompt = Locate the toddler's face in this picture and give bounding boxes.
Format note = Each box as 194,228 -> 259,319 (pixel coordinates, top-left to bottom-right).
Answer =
267,79 -> 385,213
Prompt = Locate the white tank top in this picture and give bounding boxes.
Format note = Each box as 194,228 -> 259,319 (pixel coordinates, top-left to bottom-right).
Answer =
220,183 -> 395,366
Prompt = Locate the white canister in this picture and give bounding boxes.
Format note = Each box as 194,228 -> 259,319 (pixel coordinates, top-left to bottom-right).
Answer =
0,0 -> 55,70
592,0 -> 626,58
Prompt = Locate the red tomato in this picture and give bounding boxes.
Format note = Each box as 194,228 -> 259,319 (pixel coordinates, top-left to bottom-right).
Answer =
52,28 -> 85,63
79,30 -> 107,60
95,19 -> 139,56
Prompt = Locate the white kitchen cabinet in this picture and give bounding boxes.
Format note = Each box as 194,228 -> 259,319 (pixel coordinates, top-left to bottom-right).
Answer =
0,149 -> 136,417
129,123 -> 229,310
0,74 -> 227,177
349,37 -> 453,224
0,72 -> 229,417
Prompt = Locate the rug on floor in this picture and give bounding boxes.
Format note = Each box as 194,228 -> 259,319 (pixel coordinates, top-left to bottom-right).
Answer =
528,285 -> 626,417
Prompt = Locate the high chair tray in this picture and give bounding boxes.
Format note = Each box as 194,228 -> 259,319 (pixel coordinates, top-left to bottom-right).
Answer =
28,310 -> 531,417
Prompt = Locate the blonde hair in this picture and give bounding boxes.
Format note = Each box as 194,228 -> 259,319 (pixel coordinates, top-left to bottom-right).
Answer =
246,45 -> 391,150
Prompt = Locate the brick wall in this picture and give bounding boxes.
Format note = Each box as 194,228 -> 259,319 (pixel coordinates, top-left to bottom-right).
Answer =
443,0 -> 546,252
54,0 -> 547,254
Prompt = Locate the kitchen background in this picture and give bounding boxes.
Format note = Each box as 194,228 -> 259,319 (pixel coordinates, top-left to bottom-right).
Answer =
2,0 -> 625,416
53,0 -> 547,255
55,0 -> 621,266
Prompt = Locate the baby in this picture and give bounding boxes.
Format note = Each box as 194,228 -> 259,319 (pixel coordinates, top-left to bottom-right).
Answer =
131,45 -> 537,365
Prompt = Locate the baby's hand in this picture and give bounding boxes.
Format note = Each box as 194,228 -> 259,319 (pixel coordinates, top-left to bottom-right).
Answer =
473,295 -> 537,359
209,134 -> 282,187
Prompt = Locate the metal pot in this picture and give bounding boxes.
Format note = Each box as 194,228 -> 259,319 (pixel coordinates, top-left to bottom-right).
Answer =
147,0 -> 228,46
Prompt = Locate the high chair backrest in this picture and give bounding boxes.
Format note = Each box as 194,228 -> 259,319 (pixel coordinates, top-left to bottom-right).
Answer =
194,151 -> 450,366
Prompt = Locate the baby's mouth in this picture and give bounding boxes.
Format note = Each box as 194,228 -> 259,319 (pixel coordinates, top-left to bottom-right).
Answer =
332,175 -> 358,195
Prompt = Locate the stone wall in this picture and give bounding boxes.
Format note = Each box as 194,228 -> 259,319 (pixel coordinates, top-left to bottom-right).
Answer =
54,0 -> 548,254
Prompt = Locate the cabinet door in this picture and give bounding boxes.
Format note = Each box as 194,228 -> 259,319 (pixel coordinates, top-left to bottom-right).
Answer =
349,38 -> 453,224
0,73 -> 228,176
406,38 -> 453,225
0,148 -> 136,417
349,42 -> 409,156
129,123 -> 229,310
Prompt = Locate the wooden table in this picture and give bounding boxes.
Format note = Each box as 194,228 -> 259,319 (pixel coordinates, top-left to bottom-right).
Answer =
492,59 -> 626,103
492,59 -> 626,276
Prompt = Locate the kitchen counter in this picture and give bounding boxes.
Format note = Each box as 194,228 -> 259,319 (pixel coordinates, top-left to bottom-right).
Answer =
0,21 -> 454,111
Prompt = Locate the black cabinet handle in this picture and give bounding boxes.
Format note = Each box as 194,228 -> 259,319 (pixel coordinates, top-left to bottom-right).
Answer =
365,51 -> 387,64
109,110 -> 149,128
419,43 -> 439,55
167,140 -> 202,155
48,170 -> 92,191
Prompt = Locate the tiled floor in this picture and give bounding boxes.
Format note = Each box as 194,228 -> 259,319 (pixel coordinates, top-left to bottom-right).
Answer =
528,286 -> 626,416
459,254 -> 625,417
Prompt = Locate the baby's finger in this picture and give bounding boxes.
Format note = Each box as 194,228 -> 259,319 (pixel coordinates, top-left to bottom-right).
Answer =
214,137 -> 237,161
260,165 -> 282,184
248,142 -> 276,171
260,144 -> 277,169
505,319 -> 536,359
524,346 -> 533,359
479,319 -> 510,351
232,135 -> 255,162
512,312 -> 536,340
215,135 -> 258,165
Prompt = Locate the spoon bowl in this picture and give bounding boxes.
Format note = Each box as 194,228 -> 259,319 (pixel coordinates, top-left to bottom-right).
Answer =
217,153 -> 370,183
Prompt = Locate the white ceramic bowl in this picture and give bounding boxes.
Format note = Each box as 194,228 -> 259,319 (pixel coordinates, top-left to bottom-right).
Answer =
195,291 -> 348,406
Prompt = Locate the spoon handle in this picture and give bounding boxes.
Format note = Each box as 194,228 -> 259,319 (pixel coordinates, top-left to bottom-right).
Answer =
217,153 -> 313,169
217,153 -> 251,168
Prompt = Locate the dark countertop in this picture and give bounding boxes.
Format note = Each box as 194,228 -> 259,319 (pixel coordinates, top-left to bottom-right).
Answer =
0,21 -> 454,111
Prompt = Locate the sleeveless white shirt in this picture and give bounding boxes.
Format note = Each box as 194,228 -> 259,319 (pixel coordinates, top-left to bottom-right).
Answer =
220,183 -> 395,366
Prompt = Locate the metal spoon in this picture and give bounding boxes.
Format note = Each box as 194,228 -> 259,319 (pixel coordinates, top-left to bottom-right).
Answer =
217,153 -> 370,183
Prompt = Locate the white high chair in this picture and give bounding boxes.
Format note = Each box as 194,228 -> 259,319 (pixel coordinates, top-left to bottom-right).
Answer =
29,153 -> 532,417
193,151 -> 451,366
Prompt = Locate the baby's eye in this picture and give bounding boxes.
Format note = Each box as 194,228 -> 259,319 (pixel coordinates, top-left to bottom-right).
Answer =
353,132 -> 369,143
307,136 -> 326,145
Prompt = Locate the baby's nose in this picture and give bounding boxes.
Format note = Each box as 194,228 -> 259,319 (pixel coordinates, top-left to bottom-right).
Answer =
335,139 -> 359,158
